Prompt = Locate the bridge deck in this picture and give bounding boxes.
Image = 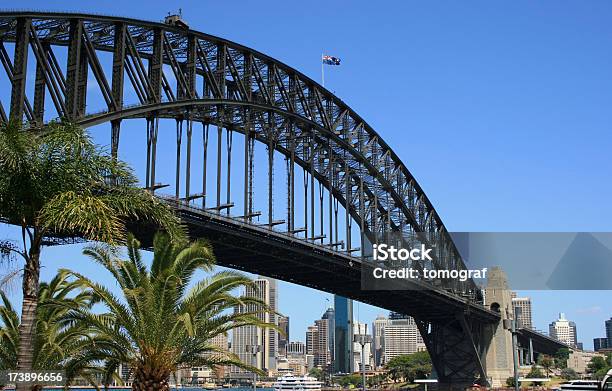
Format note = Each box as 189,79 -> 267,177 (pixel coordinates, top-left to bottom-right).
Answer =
129,197 -> 500,324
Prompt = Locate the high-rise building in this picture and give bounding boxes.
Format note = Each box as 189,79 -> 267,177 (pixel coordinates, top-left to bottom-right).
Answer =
594,338 -> 608,351
382,316 -> 425,364
352,322 -> 373,371
334,295 -> 353,374
511,295 -> 533,329
315,318 -> 331,367
265,278 -> 278,370
278,315 -> 290,357
231,278 -> 276,377
592,318 -> 612,351
372,315 -> 388,368
306,319 -> 331,368
322,307 -> 335,362
306,326 -> 318,355
549,313 -> 578,347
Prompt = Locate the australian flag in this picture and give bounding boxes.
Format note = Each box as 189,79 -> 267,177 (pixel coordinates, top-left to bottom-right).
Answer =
322,55 -> 341,65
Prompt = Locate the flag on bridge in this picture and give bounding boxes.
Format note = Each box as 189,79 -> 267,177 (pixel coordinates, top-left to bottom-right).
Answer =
322,55 -> 341,65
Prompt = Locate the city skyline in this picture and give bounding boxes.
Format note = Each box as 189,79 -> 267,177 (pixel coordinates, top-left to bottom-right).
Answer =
2,238 -> 610,351
271,279 -> 611,351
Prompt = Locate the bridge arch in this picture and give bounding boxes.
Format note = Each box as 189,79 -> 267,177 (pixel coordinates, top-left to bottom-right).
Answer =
0,10 -> 478,297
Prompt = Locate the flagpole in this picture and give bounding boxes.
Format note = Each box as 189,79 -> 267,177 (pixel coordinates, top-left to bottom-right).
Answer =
321,52 -> 325,87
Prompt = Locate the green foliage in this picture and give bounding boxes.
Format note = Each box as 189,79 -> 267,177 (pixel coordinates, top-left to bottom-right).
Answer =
335,374 -> 361,388
0,271 -> 107,382
385,351 -> 432,383
367,373 -> 388,387
554,348 -> 570,369
309,368 -> 324,381
506,377 -> 516,387
64,233 -> 276,387
587,354 -> 612,380
527,366 -> 545,386
560,368 -> 578,381
537,354 -> 554,377
0,119 -> 183,251
0,120 -> 183,377
0,290 -> 18,370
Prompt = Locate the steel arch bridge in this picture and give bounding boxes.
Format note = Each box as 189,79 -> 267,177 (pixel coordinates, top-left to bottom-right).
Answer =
0,11 -> 500,387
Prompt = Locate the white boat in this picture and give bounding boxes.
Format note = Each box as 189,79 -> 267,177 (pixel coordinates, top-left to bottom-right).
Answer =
273,374 -> 322,391
559,380 -> 600,391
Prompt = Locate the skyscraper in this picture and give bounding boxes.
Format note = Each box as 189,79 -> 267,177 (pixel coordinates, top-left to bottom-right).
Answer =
334,295 -> 353,374
278,315 -> 290,357
372,315 -> 389,368
594,338 -> 608,352
314,318 -> 331,367
306,319 -> 331,368
592,317 -> 612,351
549,313 -> 578,347
606,318 -> 612,347
306,326 -> 318,356
265,277 -> 278,370
511,295 -> 533,329
382,315 -> 425,364
322,307 -> 335,363
231,278 -> 276,377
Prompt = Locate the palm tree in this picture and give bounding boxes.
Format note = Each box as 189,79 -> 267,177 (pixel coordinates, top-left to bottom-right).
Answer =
0,120 -> 183,387
0,290 -> 18,371
0,270 -> 109,384
65,233 -> 276,391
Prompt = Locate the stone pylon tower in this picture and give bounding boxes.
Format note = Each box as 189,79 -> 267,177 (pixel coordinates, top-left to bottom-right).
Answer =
484,267 -> 515,387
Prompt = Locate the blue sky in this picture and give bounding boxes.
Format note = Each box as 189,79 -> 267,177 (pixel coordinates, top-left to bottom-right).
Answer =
1,0 -> 612,348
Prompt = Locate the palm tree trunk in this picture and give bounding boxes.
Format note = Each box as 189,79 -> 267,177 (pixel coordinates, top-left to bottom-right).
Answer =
132,365 -> 170,391
15,247 -> 40,391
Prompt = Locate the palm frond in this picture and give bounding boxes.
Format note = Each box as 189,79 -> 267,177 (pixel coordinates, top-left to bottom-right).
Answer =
69,232 -> 270,384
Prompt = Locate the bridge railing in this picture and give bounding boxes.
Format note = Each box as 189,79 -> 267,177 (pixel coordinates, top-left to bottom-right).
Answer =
156,193 -> 356,257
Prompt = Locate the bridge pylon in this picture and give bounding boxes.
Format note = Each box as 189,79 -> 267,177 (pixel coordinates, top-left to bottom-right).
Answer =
483,267 -> 516,387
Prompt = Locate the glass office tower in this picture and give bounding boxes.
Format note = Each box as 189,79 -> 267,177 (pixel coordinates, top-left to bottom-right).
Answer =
334,295 -> 353,374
